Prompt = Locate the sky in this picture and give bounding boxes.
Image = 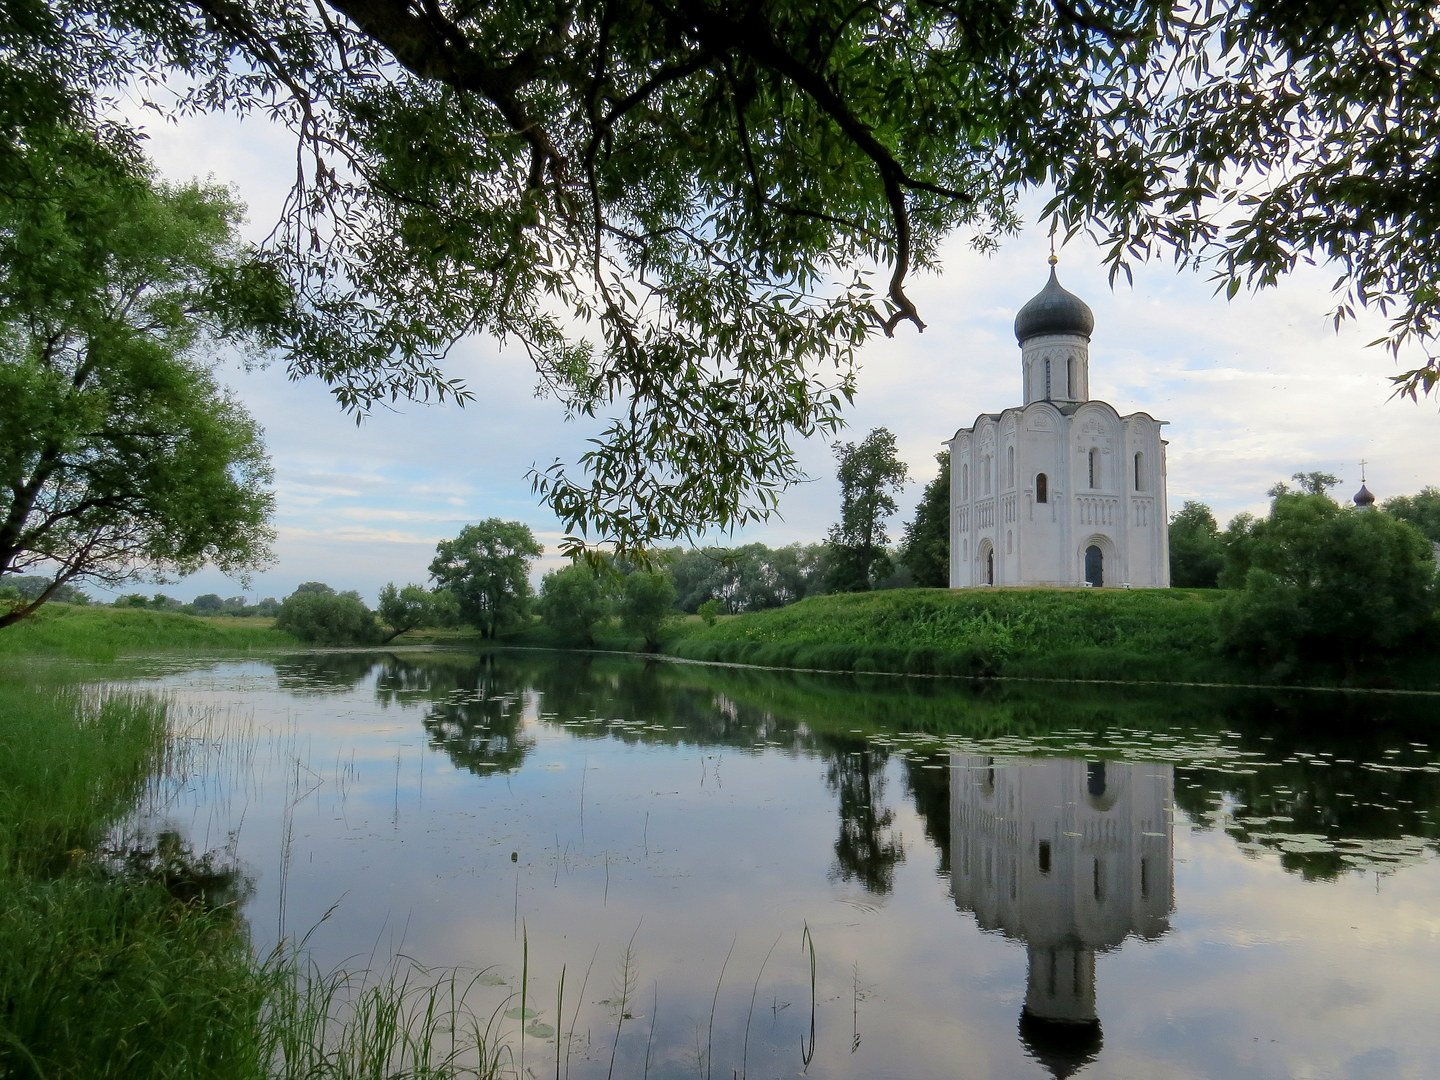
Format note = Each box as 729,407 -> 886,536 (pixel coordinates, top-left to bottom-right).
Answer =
109,109 -> 1438,606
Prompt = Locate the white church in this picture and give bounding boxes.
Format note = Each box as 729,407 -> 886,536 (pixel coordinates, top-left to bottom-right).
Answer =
948,259 -> 1170,588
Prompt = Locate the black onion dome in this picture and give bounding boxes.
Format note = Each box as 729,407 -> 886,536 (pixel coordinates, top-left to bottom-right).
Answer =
1014,263 -> 1095,343
1353,483 -> 1375,508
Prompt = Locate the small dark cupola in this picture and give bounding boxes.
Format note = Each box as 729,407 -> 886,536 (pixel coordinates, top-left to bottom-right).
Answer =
1353,460 -> 1376,510
1014,255 -> 1095,344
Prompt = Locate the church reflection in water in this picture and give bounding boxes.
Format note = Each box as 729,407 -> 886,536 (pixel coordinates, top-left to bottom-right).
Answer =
948,756 -> 1174,1078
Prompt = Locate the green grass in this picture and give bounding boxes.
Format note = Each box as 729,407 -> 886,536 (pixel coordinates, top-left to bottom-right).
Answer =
665,587 -> 1232,682
0,661 -> 509,1079
0,666 -> 267,1078
1,868 -> 269,1079
0,603 -> 296,660
0,674 -> 168,875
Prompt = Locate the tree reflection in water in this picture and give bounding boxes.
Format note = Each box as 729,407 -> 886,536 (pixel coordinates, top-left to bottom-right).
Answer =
376,653 -> 535,776
823,742 -> 905,894
134,649 -> 1440,1079
349,649 -> 1440,880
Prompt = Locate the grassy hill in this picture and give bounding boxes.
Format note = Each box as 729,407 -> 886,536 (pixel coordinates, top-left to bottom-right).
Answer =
667,587 -> 1234,684
0,603 -> 294,660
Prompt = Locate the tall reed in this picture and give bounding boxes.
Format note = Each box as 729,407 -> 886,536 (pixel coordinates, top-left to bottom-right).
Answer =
0,665 -> 513,1079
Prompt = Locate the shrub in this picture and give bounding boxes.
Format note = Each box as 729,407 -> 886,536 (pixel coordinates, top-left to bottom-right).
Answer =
275,585 -> 379,645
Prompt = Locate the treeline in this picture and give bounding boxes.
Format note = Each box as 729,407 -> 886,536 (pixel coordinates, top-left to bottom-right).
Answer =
114,592 -> 283,617
0,576 -> 289,617
1170,481 -> 1440,588
1166,477 -> 1439,673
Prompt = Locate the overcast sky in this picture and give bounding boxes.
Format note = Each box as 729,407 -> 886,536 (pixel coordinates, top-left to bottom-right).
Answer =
116,110 -> 1437,606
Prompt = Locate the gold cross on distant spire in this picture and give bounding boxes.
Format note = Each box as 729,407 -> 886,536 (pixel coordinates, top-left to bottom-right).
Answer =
1048,226 -> 1058,267
1360,458 -> 1368,483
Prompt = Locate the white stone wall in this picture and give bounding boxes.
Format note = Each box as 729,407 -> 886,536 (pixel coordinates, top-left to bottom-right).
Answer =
947,314 -> 1170,588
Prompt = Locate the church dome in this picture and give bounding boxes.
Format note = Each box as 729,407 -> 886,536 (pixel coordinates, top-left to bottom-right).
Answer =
1353,483 -> 1376,509
1015,261 -> 1094,343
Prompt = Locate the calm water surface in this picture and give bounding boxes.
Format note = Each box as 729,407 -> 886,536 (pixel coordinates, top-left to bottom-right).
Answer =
123,650 -> 1440,1080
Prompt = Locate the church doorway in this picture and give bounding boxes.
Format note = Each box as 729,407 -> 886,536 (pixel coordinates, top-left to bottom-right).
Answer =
1084,544 -> 1103,587
978,541 -> 995,585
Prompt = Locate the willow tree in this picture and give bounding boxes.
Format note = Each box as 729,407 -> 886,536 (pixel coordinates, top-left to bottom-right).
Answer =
9,1 -> 1440,554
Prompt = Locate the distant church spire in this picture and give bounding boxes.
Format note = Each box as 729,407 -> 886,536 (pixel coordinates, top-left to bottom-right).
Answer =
1352,460 -> 1376,509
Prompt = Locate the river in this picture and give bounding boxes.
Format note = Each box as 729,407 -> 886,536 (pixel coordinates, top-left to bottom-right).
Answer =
121,649 -> 1440,1080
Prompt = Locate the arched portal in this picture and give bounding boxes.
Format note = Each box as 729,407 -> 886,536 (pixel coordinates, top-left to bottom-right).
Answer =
978,540 -> 996,585
1084,544 -> 1103,587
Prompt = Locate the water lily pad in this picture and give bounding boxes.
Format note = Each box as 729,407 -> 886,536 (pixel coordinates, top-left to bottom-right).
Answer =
1276,838 -> 1333,854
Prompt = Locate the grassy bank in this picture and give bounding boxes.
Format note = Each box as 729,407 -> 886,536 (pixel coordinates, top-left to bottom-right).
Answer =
665,587 -> 1234,682
0,666 -> 271,1078
660,587 -> 1440,690
0,602 -> 295,660
0,624 -> 507,1078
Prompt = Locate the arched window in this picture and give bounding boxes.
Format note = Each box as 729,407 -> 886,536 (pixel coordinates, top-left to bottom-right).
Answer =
1006,530 -> 1013,554
1038,841 -> 1052,874
1035,473 -> 1048,503
1044,357 -> 1052,399
983,454 -> 992,495
961,462 -> 969,499
1006,446 -> 1015,486
1068,356 -> 1077,398
1134,451 -> 1144,491
1088,447 -> 1100,489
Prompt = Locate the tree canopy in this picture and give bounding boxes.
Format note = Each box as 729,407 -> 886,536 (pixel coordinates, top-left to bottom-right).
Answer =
0,128 -> 276,627
536,562 -> 611,645
826,428 -> 908,592
377,582 -> 443,642
1383,487 -> 1440,545
617,569 -> 678,651
429,520 -> 543,638
1168,500 -> 1225,588
1220,489 -> 1438,671
900,451 -> 950,588
276,582 -> 380,644
11,2 -> 1440,554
